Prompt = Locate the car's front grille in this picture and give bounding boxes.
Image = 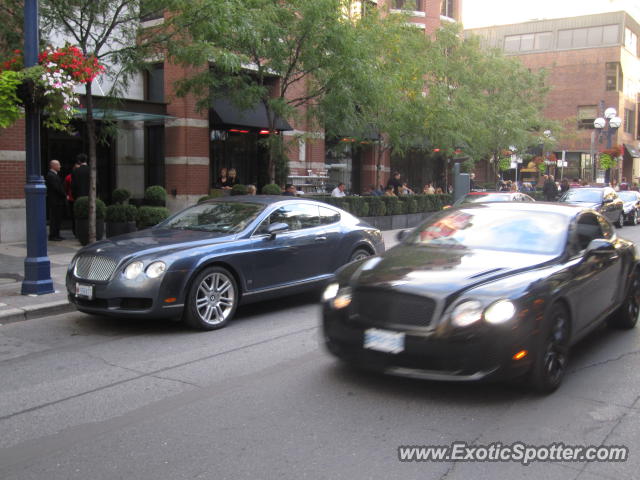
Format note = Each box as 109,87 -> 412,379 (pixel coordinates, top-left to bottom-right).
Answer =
351,287 -> 436,328
74,255 -> 117,281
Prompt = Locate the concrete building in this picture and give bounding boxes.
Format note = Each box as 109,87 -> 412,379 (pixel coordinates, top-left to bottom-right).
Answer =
466,11 -> 640,186
0,0 -> 461,243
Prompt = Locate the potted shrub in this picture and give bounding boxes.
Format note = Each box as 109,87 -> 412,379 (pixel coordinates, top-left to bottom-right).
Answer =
112,187 -> 131,205
74,196 -> 106,245
261,183 -> 282,195
105,203 -> 138,237
230,184 -> 248,196
137,206 -> 170,229
144,185 -> 167,206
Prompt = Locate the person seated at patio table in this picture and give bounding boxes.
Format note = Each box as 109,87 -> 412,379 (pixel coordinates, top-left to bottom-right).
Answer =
384,185 -> 396,196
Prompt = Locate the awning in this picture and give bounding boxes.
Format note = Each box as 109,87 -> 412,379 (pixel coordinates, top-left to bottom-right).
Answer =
211,98 -> 292,131
76,96 -> 173,123
624,143 -> 640,158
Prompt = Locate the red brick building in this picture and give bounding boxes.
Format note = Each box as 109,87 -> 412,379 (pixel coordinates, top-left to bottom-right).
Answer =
0,0 -> 462,243
466,11 -> 640,186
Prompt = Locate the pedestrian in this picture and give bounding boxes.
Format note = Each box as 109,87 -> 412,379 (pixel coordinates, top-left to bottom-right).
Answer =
71,153 -> 90,201
45,159 -> 66,241
543,174 -> 557,201
560,178 -> 570,194
331,182 -> 346,197
386,171 -> 402,196
620,177 -> 629,191
383,185 -> 396,196
282,184 -> 297,196
246,184 -> 257,195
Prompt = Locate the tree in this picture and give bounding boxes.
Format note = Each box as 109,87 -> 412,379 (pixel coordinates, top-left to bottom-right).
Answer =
0,0 -> 23,55
167,0 -> 372,186
39,0 -> 167,243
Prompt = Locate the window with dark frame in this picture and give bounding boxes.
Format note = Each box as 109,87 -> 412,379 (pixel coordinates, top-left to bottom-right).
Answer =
624,108 -> 636,135
394,0 -> 423,10
606,62 -> 623,92
140,0 -> 163,22
440,0 -> 454,17
577,105 -> 597,129
145,63 -> 164,103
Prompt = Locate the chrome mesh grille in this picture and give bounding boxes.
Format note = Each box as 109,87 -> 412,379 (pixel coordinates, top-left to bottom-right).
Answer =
74,255 -> 117,281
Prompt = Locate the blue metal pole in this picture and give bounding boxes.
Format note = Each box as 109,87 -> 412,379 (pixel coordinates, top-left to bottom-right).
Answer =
21,0 -> 53,295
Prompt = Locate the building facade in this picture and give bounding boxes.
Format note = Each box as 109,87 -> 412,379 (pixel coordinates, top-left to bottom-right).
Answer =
0,0 -> 461,243
466,11 -> 640,185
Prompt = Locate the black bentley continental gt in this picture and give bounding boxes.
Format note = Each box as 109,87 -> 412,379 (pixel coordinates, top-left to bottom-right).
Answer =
67,196 -> 384,330
322,202 -> 640,393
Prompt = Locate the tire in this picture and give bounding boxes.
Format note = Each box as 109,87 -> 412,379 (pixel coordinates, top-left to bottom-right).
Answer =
183,266 -> 238,330
528,303 -> 570,394
633,211 -> 639,226
608,270 -> 640,330
615,212 -> 624,228
348,247 -> 372,263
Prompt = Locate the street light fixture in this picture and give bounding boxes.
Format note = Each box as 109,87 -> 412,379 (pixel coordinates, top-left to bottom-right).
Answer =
594,107 -> 622,183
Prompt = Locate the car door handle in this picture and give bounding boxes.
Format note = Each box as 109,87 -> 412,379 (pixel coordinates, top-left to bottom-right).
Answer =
315,236 -> 327,241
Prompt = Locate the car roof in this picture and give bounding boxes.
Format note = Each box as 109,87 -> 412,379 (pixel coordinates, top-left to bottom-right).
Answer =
454,200 -> 585,217
200,195 -> 338,207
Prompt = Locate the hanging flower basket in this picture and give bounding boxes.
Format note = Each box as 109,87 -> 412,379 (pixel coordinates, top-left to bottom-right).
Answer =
0,45 -> 104,131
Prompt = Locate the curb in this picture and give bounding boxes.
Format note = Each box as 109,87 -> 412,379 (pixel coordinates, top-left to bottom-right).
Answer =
0,300 -> 74,325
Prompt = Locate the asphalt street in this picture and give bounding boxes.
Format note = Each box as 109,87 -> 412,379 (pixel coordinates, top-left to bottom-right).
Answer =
1,227 -> 640,479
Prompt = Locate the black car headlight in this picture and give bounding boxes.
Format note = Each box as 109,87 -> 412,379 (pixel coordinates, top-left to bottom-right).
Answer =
450,299 -> 517,327
484,300 -> 516,324
322,283 -> 352,310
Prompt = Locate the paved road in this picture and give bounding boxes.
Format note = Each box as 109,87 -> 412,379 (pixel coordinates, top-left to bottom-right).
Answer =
1,227 -> 640,479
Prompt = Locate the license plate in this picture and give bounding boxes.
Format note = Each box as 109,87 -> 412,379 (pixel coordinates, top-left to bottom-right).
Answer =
364,328 -> 405,354
75,283 -> 93,300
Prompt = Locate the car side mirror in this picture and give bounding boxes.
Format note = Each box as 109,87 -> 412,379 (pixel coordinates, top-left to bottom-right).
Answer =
585,238 -> 615,254
266,222 -> 289,238
396,229 -> 410,241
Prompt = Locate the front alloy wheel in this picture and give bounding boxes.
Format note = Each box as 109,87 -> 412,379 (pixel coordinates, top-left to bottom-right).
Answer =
349,248 -> 372,263
529,304 -> 570,393
615,212 -> 624,228
608,270 -> 640,329
184,266 -> 238,330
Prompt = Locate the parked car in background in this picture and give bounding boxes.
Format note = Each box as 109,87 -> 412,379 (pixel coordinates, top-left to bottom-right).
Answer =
322,202 -> 639,393
451,191 -> 535,207
558,187 -> 624,228
67,196 -> 384,330
618,190 -> 640,225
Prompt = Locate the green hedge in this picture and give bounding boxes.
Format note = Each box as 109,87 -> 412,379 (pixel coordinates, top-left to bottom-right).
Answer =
262,183 -> 282,195
74,196 -> 106,219
111,188 -> 131,204
315,194 -> 451,216
230,184 -> 248,196
137,206 -> 170,228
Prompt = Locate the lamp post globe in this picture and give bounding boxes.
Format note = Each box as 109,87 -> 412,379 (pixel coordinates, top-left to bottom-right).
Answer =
594,117 -> 606,129
609,116 -> 622,129
604,107 -> 618,119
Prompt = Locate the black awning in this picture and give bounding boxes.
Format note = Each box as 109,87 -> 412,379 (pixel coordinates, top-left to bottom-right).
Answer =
624,143 -> 640,158
211,98 -> 292,131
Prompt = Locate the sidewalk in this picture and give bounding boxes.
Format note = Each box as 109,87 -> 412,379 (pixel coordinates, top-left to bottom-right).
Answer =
0,228 -> 404,325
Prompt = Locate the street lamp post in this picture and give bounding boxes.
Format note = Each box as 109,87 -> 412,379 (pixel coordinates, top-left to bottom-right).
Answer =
21,0 -> 54,295
594,107 -> 622,184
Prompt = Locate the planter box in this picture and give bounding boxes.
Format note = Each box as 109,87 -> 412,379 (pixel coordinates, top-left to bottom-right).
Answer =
374,216 -> 393,231
391,214 -> 408,230
360,216 -> 376,227
76,219 -> 104,246
106,221 -> 137,238
406,213 -> 424,228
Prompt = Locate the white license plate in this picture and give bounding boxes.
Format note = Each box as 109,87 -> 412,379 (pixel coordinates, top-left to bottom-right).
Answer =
75,283 -> 93,300
364,328 -> 405,354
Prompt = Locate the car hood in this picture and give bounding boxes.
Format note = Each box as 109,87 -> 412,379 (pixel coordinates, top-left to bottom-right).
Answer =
623,201 -> 636,212
78,228 -> 237,259
351,245 -> 557,297
561,201 -> 600,210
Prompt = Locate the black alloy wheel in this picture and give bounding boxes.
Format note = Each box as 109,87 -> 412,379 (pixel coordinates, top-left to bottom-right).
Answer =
529,303 -> 570,393
608,270 -> 640,330
615,212 -> 624,228
349,248 -> 372,263
633,211 -> 639,226
183,266 -> 238,330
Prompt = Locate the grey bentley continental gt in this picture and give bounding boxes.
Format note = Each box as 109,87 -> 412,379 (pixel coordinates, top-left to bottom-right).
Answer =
67,196 -> 384,330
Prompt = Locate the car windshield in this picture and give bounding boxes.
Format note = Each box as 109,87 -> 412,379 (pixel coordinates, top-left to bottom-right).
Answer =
618,191 -> 638,202
454,193 -> 512,205
161,202 -> 265,233
559,189 -> 602,203
406,207 -> 568,255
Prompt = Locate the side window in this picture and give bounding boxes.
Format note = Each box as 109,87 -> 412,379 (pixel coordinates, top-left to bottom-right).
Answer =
319,206 -> 341,225
574,213 -> 605,250
255,204 -> 319,234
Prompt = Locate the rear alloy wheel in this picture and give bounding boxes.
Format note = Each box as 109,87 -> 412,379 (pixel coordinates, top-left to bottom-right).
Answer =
529,304 -> 570,394
349,248 -> 372,263
615,212 -> 624,228
632,211 -> 639,226
184,266 -> 238,330
608,270 -> 640,330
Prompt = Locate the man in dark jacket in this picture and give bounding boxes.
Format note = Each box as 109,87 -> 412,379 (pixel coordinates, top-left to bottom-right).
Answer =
543,174 -> 558,201
45,159 -> 66,241
71,153 -> 90,200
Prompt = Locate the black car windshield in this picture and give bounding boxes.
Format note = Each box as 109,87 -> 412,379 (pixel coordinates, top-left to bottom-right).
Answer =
454,193 -> 511,205
560,189 -> 602,203
161,202 -> 265,233
618,191 -> 639,202
407,208 -> 568,255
